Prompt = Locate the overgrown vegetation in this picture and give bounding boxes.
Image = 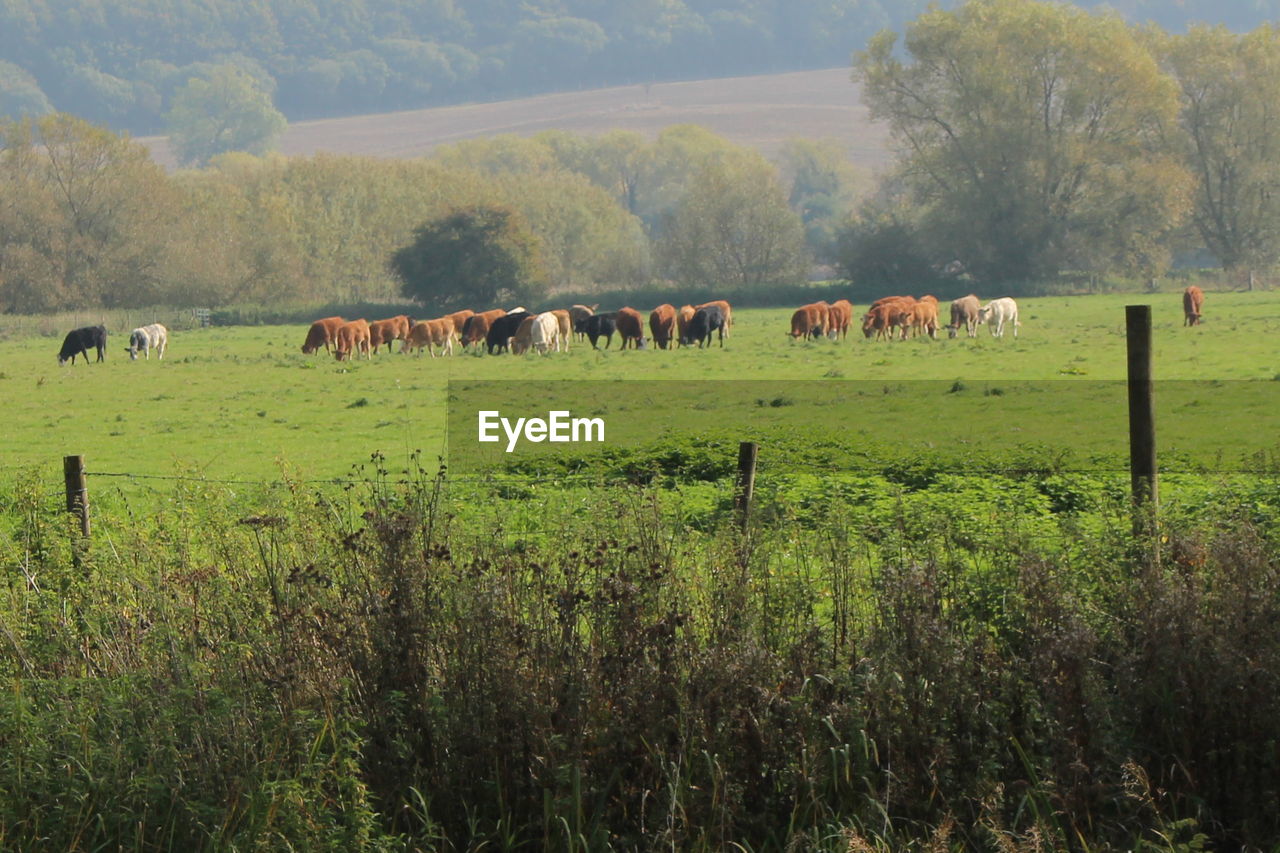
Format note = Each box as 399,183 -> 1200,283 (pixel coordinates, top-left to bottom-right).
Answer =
3,456 -> 1279,850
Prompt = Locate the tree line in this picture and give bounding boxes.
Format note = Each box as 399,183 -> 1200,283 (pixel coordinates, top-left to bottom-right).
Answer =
0,116 -> 849,314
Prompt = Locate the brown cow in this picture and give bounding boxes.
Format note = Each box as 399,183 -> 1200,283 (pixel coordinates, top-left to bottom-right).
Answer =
461,309 -> 506,348
333,319 -> 371,361
676,305 -> 696,346
301,316 -> 344,355
550,309 -> 572,352
862,298 -> 913,341
649,304 -> 677,349
908,300 -> 939,339
696,300 -> 733,337
948,294 -> 981,338
1183,285 -> 1204,326
368,315 -> 412,354
616,307 -> 647,349
510,316 -> 537,355
790,303 -> 828,339
827,299 -> 853,339
402,317 -> 455,357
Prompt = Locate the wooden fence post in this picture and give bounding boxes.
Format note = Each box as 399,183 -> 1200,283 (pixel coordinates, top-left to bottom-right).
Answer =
63,454 -> 90,566
1125,306 -> 1158,539
735,441 -> 758,532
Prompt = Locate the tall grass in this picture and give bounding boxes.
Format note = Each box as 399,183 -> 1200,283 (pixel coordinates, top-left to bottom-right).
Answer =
1,461 -> 1278,849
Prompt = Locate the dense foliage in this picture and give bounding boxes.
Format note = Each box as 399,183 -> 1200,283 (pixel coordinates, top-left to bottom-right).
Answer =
846,0 -> 1280,288
391,205 -> 548,308
3,459 -> 1279,849
0,117 -> 820,312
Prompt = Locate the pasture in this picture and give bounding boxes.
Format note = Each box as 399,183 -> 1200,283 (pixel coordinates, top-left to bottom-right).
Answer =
6,288 -> 1280,851
3,290 -> 1280,490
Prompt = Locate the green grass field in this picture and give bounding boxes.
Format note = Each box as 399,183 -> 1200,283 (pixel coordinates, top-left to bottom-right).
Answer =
4,290 -> 1279,488
6,289 -> 1280,851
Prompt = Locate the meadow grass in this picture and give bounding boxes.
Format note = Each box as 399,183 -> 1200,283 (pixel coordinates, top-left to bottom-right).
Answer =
5,289 -> 1280,849
3,290 -> 1279,493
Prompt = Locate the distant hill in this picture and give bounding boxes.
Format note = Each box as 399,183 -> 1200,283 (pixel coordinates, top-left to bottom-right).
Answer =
137,68 -> 893,170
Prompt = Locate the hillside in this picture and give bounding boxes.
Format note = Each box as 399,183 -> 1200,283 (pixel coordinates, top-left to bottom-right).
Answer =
138,68 -> 893,170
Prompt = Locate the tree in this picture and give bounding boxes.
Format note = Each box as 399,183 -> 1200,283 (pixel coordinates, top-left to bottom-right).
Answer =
0,114 -> 183,312
1160,24 -> 1280,277
391,206 -> 548,310
856,0 -> 1191,284
657,154 -> 809,290
779,137 -> 865,262
165,65 -> 287,167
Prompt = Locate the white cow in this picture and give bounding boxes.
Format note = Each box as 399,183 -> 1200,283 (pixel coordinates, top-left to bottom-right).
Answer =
127,323 -> 168,360
978,298 -> 1020,338
529,312 -> 561,355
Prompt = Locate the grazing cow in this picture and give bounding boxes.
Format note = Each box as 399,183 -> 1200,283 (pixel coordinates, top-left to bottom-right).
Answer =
790,302 -> 830,339
58,325 -> 107,365
548,309 -> 572,352
862,299 -> 911,341
696,300 -> 733,337
368,315 -> 412,354
584,312 -> 618,349
688,305 -> 726,348
511,316 -> 537,354
301,316 -> 345,355
978,297 -> 1021,338
402,318 -> 454,357
676,305 -> 696,347
486,311 -> 530,354
333,319 -> 372,361
530,312 -> 561,355
827,299 -> 853,340
948,295 -> 981,338
126,323 -> 168,360
905,300 -> 939,339
616,307 -> 647,349
649,304 -> 677,350
461,309 -> 506,348
1183,285 -> 1204,326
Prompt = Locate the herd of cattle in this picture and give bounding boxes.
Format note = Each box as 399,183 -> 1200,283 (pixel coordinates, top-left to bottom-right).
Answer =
299,300 -> 736,360
54,287 -> 1207,365
793,294 -> 1022,341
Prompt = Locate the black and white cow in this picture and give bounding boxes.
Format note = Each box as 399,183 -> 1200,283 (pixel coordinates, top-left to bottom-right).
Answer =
127,323 -> 168,360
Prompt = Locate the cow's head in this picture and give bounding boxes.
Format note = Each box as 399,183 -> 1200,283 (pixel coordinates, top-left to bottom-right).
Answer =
947,325 -> 959,339
977,306 -> 992,323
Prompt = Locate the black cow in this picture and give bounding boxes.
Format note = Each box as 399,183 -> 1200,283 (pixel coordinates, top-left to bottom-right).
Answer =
485,311 -> 529,354
583,312 -> 618,349
686,305 -> 725,348
58,325 -> 108,365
